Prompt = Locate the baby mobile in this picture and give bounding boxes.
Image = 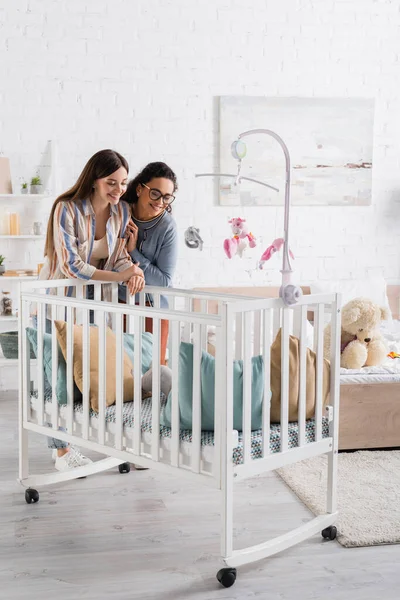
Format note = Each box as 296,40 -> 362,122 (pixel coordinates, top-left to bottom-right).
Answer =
196,129 -> 302,305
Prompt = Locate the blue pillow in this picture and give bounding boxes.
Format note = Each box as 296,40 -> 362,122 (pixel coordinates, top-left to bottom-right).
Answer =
26,328 -> 154,404
161,342 -> 265,432
26,327 -> 77,405
123,332 -> 153,375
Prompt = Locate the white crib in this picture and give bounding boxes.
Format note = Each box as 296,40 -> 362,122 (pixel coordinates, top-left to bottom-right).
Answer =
18,279 -> 341,588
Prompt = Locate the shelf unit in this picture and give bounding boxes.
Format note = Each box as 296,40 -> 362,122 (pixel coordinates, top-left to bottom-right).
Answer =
0,141 -> 56,388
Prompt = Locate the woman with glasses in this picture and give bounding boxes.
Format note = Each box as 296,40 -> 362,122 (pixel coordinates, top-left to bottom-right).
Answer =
121,162 -> 178,365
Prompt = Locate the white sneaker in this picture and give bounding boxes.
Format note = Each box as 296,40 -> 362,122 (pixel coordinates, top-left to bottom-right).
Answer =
54,447 -> 93,472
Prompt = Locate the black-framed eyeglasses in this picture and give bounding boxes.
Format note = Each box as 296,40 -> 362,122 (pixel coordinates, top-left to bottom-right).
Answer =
141,183 -> 175,205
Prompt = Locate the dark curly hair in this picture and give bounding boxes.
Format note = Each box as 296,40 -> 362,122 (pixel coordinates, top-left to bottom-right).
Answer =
124,161 -> 178,213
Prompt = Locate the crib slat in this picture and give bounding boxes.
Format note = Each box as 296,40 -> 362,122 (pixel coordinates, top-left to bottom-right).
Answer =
167,295 -> 176,367
192,323 -> 202,473
200,299 -> 207,351
111,282 -> 118,332
170,320 -> 180,467
213,324 -> 223,481
94,284 -> 102,326
314,303 -> 324,441
98,311 -> 106,446
254,310 -> 261,355
66,305 -> 74,436
235,313 -> 243,360
21,300 -> 31,424
242,312 -> 252,464
262,309 -> 272,456
75,283 -> 84,326
115,312 -> 124,451
151,318 -> 161,461
82,308 -> 90,440
133,315 -> 143,456
128,293 -> 135,334
272,307 -> 280,341
182,297 -> 191,342
297,305 -> 308,447
36,302 -> 45,427
280,308 -> 290,452
51,303 -> 59,438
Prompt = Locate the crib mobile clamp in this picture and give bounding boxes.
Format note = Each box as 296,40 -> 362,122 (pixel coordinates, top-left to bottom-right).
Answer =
196,129 -> 302,306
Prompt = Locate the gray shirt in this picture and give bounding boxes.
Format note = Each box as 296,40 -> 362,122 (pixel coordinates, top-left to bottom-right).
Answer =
119,210 -> 178,308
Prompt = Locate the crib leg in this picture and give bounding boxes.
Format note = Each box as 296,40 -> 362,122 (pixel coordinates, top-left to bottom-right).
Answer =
219,464 -> 236,586
19,426 -> 29,482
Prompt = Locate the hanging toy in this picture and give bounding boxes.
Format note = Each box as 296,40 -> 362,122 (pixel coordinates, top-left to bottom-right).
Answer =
223,217 -> 257,259
184,227 -> 204,251
258,237 -> 294,270
388,351 -> 400,359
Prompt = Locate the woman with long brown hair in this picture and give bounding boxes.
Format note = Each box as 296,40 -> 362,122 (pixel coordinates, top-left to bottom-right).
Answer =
39,149 -> 145,472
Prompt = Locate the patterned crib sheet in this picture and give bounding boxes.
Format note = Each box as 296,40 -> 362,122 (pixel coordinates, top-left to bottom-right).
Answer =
31,390 -> 329,466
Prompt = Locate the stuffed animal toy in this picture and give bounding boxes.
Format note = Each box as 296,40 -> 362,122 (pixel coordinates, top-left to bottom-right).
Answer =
323,297 -> 389,370
184,226 -> 204,251
259,237 -> 294,270
223,217 -> 256,259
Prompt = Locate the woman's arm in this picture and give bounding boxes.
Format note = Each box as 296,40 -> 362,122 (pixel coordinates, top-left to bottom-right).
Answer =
53,202 -> 142,283
129,224 -> 178,287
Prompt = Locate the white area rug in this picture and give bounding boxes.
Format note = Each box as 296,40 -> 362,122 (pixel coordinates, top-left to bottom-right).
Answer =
278,451 -> 400,547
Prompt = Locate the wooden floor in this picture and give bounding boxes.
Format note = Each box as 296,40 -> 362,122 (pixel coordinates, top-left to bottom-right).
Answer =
1,391 -> 399,599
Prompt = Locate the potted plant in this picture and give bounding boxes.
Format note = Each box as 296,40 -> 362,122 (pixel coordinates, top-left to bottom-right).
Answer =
0,255 -> 5,276
30,174 -> 42,194
21,182 -> 28,194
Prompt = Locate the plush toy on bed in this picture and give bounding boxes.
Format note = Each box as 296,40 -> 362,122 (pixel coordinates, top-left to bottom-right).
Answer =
323,297 -> 389,370
141,366 -> 173,398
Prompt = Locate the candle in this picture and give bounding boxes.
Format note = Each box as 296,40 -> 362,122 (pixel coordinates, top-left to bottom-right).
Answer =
9,213 -> 20,235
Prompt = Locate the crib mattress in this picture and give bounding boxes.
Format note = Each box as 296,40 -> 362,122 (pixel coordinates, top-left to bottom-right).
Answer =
30,390 -> 329,466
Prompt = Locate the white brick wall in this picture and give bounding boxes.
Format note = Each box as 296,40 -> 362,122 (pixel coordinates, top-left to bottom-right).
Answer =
0,0 -> 399,292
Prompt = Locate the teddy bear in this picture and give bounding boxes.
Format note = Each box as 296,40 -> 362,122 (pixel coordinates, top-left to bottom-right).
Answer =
323,297 -> 389,370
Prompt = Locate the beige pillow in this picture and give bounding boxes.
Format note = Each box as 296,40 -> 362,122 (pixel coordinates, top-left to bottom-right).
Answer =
55,321 -> 134,411
270,329 -> 330,423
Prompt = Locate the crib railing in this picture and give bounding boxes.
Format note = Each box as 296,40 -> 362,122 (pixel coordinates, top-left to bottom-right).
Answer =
20,279 -> 340,486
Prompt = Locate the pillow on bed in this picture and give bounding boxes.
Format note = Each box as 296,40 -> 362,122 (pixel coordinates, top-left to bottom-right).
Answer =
54,321 -> 134,411
123,331 -> 153,375
270,329 -> 330,422
26,327 -> 81,405
160,342 -> 265,432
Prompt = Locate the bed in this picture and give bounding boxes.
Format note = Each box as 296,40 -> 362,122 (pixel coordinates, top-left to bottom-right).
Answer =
195,284 -> 400,451
18,279 -> 341,588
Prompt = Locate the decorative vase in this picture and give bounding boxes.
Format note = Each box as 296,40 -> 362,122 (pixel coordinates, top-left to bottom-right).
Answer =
0,265 -> 5,276
30,184 -> 42,194
21,187 -> 28,195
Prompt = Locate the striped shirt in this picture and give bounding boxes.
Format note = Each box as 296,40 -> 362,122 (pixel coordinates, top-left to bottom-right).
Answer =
39,198 -> 132,287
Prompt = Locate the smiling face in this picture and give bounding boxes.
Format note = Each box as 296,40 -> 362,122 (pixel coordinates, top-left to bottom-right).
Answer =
93,166 -> 128,208
135,177 -> 175,220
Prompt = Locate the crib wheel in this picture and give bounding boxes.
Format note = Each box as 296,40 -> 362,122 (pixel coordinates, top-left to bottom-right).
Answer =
322,525 -> 337,540
25,488 -> 39,504
118,462 -> 131,474
216,567 -> 237,588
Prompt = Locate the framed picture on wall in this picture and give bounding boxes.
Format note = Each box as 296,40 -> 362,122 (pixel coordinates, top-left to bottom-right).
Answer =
219,96 -> 374,206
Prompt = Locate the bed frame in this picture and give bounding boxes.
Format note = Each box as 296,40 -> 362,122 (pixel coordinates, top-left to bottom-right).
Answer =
195,285 -> 400,451
19,279 -> 341,589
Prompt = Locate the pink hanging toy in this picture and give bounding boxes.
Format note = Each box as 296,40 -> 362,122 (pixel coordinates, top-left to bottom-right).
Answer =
223,217 -> 257,259
258,237 -> 294,270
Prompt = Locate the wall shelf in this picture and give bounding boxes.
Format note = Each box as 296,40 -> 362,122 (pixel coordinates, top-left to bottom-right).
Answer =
0,276 -> 37,281
0,315 -> 18,322
0,194 -> 48,199
0,235 -> 45,239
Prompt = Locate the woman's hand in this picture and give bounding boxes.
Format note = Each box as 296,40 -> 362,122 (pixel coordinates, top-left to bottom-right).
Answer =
127,275 -> 145,295
120,264 -> 144,282
126,219 -> 138,253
